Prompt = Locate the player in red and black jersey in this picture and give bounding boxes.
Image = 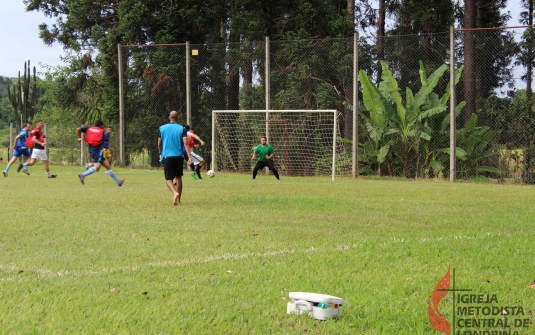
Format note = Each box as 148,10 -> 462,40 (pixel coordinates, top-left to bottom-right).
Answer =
184,125 -> 206,179
20,119 -> 57,178
76,120 -> 124,186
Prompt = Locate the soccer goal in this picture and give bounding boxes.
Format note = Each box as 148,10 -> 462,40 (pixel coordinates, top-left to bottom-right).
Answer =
211,110 -> 351,180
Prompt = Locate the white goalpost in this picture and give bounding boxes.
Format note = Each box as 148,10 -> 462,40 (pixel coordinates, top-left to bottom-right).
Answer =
211,110 -> 350,180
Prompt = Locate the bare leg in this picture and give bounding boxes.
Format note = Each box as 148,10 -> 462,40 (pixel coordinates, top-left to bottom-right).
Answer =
175,177 -> 183,204
25,158 -> 36,166
100,160 -> 109,171
5,156 -> 18,169
167,180 -> 179,205
43,160 -> 49,173
3,156 -> 20,176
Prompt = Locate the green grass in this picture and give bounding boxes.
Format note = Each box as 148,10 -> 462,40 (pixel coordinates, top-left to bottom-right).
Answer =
1,165 -> 535,334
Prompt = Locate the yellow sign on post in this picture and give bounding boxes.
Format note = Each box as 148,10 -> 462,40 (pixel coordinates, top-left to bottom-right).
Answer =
191,49 -> 198,56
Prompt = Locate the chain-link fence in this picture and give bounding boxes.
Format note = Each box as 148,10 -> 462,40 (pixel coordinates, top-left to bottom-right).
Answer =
2,124 -> 82,166
357,32 -> 453,179
120,44 -> 188,168
355,28 -> 534,182
120,38 -> 356,176
116,28 -> 534,181
3,123 -> 128,168
455,28 -> 535,183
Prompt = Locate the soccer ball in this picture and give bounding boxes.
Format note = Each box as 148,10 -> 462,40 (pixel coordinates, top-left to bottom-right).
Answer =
207,170 -> 216,178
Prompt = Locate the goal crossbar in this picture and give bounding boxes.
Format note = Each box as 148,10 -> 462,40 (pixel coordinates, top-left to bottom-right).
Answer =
212,110 -> 339,180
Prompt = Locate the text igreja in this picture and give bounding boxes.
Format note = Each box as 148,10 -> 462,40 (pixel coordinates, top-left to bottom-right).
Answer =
458,294 -> 499,304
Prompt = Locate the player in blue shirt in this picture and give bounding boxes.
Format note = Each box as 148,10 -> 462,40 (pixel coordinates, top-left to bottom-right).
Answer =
158,110 -> 192,205
3,122 -> 32,177
76,120 -> 124,186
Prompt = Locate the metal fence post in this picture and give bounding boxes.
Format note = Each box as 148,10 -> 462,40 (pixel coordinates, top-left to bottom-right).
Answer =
265,36 -> 270,144
9,122 -> 13,161
80,124 -> 84,166
118,44 -> 125,166
44,123 -> 48,159
186,40 -> 191,126
450,25 -> 456,182
353,32 -> 359,178
265,36 -> 271,176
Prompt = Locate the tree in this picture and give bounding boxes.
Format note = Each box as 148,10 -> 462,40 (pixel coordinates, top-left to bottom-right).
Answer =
26,0 -> 357,166
0,76 -> 16,129
463,0 -> 477,123
375,0 -> 386,84
42,54 -> 109,123
26,0 -> 223,165
384,0 -> 454,95
517,0 -> 535,182
461,0 -> 515,123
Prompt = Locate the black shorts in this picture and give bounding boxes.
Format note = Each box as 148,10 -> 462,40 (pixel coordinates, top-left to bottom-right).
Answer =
163,156 -> 184,180
254,160 -> 276,171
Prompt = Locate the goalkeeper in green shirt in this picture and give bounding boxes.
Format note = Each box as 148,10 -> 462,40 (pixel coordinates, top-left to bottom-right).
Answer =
251,136 -> 280,180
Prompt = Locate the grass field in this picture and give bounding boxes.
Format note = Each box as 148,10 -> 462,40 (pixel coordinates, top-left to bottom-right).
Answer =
1,165 -> 535,334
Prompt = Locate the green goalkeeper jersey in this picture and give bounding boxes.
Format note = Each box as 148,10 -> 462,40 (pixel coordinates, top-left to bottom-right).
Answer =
254,144 -> 274,162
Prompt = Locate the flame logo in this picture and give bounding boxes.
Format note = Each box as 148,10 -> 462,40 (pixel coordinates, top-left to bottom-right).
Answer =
428,266 -> 451,335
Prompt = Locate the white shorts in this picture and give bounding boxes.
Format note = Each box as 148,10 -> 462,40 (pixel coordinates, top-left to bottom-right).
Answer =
191,151 -> 204,165
31,148 -> 48,161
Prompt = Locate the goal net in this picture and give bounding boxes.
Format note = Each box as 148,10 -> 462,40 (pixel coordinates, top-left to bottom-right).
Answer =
211,110 -> 351,179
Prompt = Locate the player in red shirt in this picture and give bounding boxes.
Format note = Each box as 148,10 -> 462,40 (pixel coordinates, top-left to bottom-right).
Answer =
19,119 -> 57,178
184,125 -> 206,179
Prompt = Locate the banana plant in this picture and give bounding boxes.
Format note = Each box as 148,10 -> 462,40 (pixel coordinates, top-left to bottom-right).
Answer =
359,60 -> 450,177
455,114 -> 499,177
421,64 -> 466,176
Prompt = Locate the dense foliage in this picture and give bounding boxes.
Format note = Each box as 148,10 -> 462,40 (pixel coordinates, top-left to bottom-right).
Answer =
0,1 -> 530,179
0,76 -> 16,130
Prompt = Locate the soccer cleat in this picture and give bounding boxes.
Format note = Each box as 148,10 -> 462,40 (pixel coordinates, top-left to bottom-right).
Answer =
3,171 -> 7,177
22,170 -> 30,176
191,172 -> 198,180
78,174 -> 85,185
17,164 -> 23,173
118,179 -> 124,187
48,174 -> 57,178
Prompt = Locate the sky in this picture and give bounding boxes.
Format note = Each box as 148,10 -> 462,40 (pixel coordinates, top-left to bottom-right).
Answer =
0,2 -> 66,78
0,1 -> 527,78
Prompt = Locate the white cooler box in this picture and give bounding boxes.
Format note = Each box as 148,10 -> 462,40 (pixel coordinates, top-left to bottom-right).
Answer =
287,292 -> 343,320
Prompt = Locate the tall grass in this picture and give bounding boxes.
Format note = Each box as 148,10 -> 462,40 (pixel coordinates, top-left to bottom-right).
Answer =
1,166 -> 534,334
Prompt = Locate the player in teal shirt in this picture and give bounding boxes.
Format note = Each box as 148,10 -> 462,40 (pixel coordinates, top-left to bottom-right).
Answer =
251,136 -> 280,180
158,110 -> 192,205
